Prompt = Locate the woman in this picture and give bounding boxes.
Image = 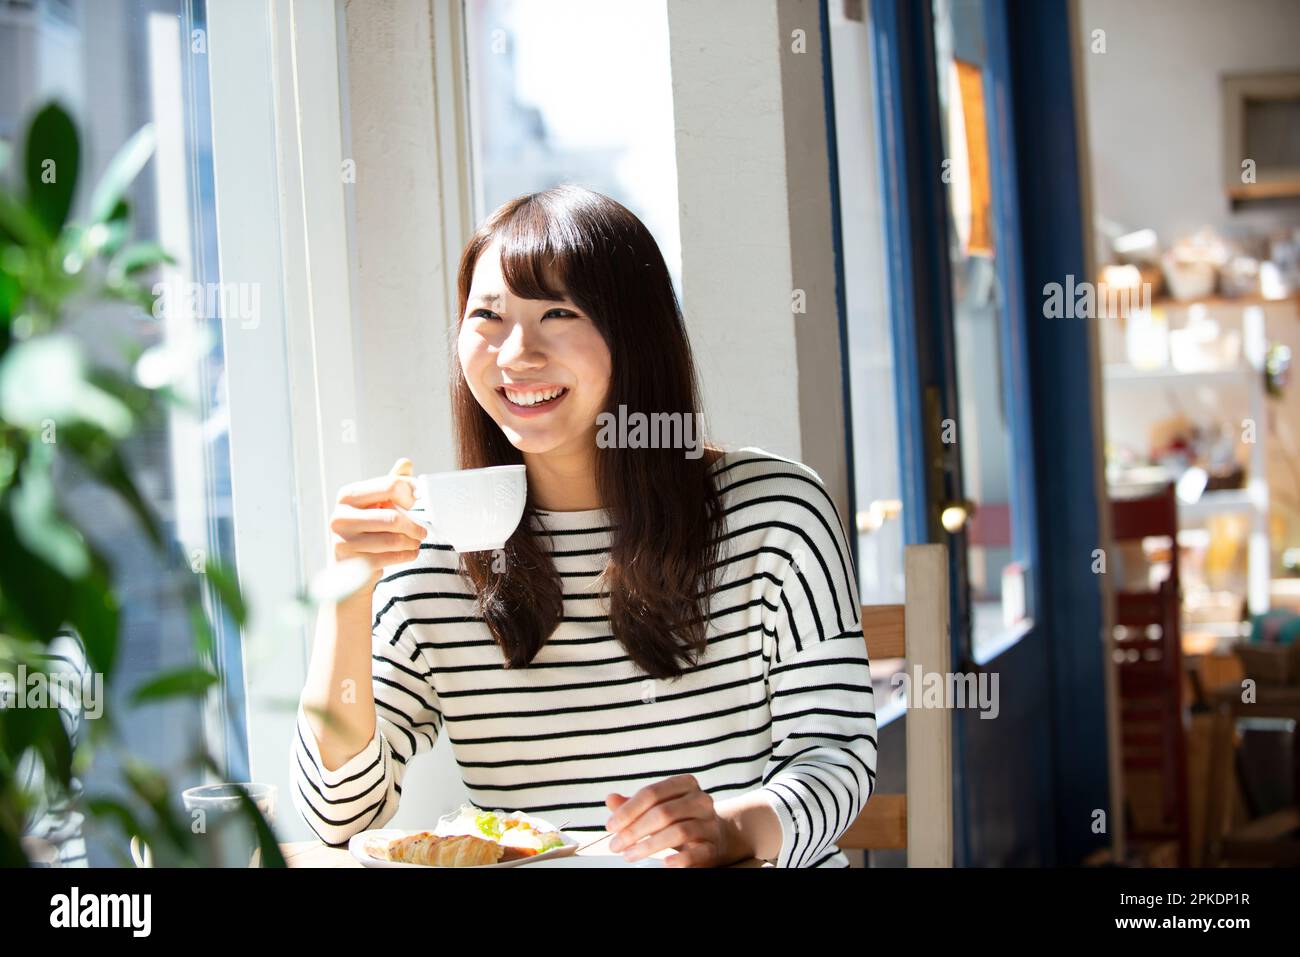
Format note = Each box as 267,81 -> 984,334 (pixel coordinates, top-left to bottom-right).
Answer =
293,185 -> 876,867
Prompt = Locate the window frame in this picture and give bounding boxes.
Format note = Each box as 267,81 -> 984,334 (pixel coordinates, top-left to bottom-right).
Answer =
208,0 -> 363,838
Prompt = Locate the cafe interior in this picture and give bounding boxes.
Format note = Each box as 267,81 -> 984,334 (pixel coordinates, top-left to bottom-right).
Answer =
1,0 -> 1298,869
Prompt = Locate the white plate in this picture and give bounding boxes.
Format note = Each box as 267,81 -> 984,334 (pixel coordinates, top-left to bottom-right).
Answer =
348,827 -> 580,869
523,853 -> 665,868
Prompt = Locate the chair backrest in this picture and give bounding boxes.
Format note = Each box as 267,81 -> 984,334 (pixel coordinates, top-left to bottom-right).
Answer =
1109,482 -> 1184,696
837,543 -> 953,866
1107,483 -> 1190,865
1110,482 -> 1178,545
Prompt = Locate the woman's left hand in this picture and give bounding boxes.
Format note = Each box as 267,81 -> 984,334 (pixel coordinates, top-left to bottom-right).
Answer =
604,774 -> 749,867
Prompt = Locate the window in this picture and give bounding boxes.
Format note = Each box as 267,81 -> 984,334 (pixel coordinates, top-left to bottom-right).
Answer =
827,1 -> 907,608
932,0 -> 1035,659
464,0 -> 683,292
0,0 -> 246,863
827,1 -> 908,727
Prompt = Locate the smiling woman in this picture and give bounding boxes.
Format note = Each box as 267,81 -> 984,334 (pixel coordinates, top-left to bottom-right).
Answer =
451,187 -> 718,677
292,186 -> 877,868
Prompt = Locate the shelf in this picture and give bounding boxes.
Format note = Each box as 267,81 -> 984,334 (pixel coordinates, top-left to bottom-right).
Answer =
1153,293 -> 1299,310
1103,364 -> 1255,385
1101,317 -> 1273,618
1182,620 -> 1251,639
1178,487 -> 1263,521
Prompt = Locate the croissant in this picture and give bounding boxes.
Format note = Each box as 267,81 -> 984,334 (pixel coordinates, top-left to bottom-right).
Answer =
380,831 -> 506,867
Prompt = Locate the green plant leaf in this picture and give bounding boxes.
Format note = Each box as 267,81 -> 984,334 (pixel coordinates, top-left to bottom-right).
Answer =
0,105 -> 267,873
0,334 -> 133,437
85,366 -> 155,420
0,192 -> 49,255
12,447 -> 90,579
186,598 -> 217,660
203,560 -> 248,628
0,827 -> 27,867
88,123 -> 155,226
107,241 -> 174,285
23,103 -> 79,237
237,787 -> 287,868
58,434 -> 164,550
66,556 -> 120,678
0,703 -> 73,792
0,503 -> 73,644
0,481 -> 116,677
35,709 -> 75,792
70,217 -> 129,263
0,266 -> 18,328
120,759 -> 196,863
102,278 -> 159,316
130,666 -> 218,704
99,198 -> 132,258
83,796 -> 149,849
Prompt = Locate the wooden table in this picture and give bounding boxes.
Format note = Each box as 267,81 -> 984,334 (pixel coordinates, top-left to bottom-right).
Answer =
282,830 -> 771,868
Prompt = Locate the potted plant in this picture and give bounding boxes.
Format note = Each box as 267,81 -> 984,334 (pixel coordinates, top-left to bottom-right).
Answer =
0,102 -> 282,867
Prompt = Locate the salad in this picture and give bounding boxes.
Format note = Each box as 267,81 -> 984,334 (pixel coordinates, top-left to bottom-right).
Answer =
434,805 -> 567,857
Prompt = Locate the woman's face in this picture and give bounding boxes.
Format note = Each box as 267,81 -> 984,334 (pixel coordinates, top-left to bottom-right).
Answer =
458,240 -> 613,458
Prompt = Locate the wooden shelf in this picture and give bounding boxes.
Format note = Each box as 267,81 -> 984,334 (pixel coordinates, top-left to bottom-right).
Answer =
1101,291 -> 1274,617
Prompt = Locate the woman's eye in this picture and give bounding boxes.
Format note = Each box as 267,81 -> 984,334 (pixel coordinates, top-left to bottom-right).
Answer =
469,308 -> 501,320
543,308 -> 577,319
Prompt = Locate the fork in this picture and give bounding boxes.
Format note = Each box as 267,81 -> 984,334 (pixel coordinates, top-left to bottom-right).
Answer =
552,818 -> 618,853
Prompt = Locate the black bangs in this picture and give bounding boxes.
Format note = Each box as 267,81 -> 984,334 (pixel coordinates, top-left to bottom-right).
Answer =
494,188 -> 592,305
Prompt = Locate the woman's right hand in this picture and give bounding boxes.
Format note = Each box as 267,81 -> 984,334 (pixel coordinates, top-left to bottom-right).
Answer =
306,459 -> 424,769
328,457 -> 428,575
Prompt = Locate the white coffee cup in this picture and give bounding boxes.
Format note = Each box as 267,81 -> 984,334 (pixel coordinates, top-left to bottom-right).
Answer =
397,464 -> 527,553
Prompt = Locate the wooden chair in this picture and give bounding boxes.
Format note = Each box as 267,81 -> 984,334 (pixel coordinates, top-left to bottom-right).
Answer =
837,544 -> 954,866
1109,483 -> 1192,866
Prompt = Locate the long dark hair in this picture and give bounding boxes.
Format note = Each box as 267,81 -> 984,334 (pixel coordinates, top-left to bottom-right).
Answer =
451,185 -> 723,679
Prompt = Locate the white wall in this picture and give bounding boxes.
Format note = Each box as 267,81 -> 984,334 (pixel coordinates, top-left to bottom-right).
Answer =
1079,0 -> 1300,245
668,0 -> 850,517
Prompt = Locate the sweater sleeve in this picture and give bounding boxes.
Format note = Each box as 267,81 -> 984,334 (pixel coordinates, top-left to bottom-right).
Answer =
754,477 -> 877,868
291,578 -> 444,846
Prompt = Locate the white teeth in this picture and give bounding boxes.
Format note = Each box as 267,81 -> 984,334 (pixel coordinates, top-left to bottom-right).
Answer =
503,386 -> 565,406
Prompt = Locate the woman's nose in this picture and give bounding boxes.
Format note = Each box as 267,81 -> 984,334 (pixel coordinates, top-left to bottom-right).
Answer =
498,322 -> 545,369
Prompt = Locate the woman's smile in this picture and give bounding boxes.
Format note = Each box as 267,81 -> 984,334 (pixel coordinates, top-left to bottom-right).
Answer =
496,383 -> 571,416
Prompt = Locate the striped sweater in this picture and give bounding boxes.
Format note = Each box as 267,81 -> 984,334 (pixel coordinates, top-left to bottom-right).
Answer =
292,448 -> 876,867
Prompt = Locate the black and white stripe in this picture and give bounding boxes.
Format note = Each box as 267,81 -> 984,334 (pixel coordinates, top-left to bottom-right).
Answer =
292,447 -> 876,867
12,631 -> 91,867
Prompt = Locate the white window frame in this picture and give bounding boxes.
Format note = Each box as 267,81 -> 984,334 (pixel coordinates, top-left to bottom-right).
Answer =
208,0 -> 362,839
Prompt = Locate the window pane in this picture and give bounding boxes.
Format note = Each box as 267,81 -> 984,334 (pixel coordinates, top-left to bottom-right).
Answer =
827,2 -> 906,607
464,0 -> 682,292
0,0 -> 246,864
932,0 -> 1029,653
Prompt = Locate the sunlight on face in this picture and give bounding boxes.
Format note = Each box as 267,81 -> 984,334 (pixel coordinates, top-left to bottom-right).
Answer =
457,240 -> 613,458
